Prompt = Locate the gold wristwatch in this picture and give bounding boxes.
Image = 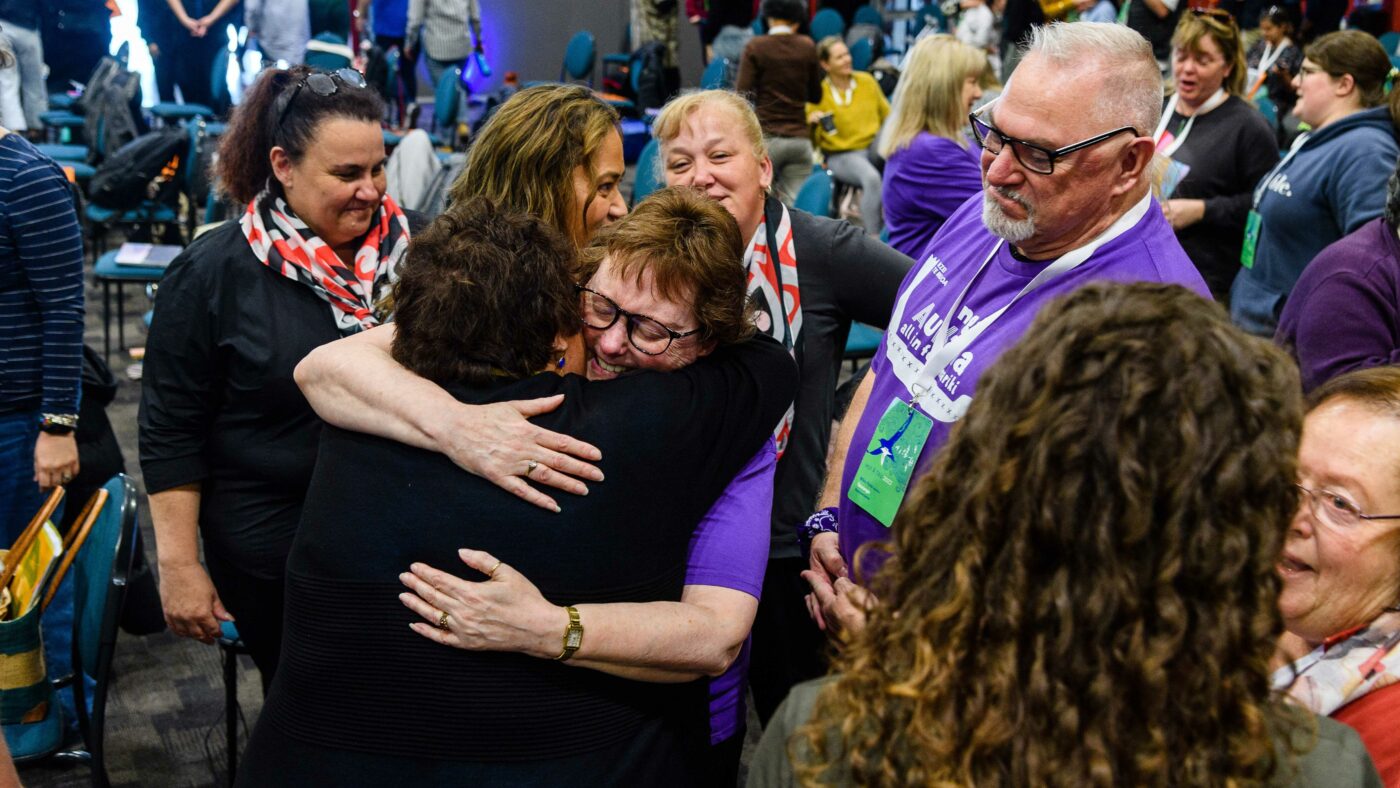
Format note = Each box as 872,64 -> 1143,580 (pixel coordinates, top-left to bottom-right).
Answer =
555,606 -> 583,661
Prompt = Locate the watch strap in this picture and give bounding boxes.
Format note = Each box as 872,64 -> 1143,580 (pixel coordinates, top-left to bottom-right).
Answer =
554,605 -> 583,661
39,413 -> 79,435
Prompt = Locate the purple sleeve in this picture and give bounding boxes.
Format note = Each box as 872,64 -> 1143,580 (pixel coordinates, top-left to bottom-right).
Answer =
683,439 -> 776,597
1282,260 -> 1400,393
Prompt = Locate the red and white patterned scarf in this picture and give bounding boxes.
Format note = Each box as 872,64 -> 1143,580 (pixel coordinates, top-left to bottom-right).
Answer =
241,189 -> 411,335
747,199 -> 803,456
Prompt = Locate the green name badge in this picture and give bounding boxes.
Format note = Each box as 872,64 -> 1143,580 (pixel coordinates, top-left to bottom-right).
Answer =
847,398 -> 934,528
1241,209 -> 1262,269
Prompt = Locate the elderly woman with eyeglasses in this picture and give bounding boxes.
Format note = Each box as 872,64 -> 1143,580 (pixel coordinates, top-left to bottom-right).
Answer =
1275,365 -> 1400,785
139,64 -> 425,689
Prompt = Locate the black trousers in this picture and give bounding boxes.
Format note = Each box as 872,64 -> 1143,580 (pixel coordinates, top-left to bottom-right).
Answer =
204,548 -> 285,694
748,556 -> 829,726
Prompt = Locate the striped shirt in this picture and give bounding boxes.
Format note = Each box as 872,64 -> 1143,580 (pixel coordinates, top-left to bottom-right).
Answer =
0,134 -> 84,417
406,0 -> 479,62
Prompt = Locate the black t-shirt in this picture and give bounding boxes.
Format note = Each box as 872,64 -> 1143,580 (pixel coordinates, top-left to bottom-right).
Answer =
241,338 -> 799,784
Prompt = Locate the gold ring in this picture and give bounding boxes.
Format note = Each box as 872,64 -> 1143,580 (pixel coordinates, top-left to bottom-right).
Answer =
436,611 -> 450,630
525,460 -> 539,477
488,559 -> 503,578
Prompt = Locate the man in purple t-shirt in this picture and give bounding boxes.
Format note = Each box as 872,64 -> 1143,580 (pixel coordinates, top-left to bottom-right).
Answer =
803,23 -> 1210,631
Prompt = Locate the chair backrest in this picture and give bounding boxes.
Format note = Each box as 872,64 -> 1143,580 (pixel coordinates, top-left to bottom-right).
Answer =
849,37 -> 874,72
562,30 -> 597,84
701,57 -> 731,90
853,5 -> 883,27
69,477 -> 134,680
65,475 -> 136,779
1380,30 -> 1400,56
631,137 -> 664,204
1254,95 -> 1277,128
305,32 -> 354,71
810,8 -> 846,42
793,166 -> 834,217
209,45 -> 232,115
435,66 -> 462,132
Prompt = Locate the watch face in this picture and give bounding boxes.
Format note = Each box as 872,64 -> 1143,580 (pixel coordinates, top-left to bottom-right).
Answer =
565,629 -> 583,649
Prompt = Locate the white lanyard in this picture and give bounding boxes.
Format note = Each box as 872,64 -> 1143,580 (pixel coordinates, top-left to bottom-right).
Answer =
905,192 -> 1154,408
1252,131 -> 1310,208
1256,39 -> 1289,76
1153,88 -> 1228,158
829,79 -> 854,107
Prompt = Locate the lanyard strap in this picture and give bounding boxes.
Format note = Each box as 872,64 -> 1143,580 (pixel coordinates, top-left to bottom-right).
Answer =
905,192 -> 1154,408
1153,89 -> 1228,158
1252,131 -> 1310,208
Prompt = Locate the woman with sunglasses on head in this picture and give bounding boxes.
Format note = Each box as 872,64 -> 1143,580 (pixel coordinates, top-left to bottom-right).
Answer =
1229,30 -> 1400,338
1157,10 -> 1279,301
138,64 -> 426,689
1275,366 -> 1400,785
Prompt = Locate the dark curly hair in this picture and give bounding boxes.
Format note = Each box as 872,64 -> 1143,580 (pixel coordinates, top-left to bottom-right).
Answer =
390,197 -> 578,386
795,282 -> 1312,786
216,65 -> 385,204
577,186 -> 754,348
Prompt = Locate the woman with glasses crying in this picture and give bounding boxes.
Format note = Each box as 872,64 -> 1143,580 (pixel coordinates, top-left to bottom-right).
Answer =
139,65 -> 427,689
1275,365 -> 1400,785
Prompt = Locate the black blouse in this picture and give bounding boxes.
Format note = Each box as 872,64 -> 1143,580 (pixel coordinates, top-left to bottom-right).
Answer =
138,216 -> 425,579
240,337 -> 799,785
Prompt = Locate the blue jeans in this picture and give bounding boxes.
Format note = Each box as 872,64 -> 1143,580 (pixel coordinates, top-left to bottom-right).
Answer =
0,411 -> 84,732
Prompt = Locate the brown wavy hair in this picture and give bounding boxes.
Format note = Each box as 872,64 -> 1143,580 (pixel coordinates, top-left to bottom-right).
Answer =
390,197 -> 578,386
448,84 -> 619,247
795,282 -> 1312,786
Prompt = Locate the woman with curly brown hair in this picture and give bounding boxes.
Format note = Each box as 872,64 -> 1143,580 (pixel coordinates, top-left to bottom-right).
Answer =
750,282 -> 1382,787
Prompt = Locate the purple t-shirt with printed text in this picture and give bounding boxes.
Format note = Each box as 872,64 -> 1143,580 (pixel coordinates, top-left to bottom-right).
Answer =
837,193 -> 1209,566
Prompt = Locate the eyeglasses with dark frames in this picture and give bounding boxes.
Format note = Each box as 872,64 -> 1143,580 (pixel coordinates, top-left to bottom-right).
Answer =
1295,483 -> 1400,530
968,105 -> 1139,175
576,284 -> 701,356
277,67 -> 369,128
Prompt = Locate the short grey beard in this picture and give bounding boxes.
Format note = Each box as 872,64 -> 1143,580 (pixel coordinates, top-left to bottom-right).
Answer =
981,187 -> 1036,243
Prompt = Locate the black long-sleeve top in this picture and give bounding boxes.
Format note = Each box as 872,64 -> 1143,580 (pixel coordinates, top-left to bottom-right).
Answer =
1164,95 -> 1280,299
138,216 -> 424,578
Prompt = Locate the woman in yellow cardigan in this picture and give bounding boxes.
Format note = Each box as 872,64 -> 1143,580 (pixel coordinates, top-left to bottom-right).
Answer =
807,36 -> 890,233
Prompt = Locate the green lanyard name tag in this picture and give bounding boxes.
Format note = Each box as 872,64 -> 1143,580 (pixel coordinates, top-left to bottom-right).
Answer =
1241,209 -> 1262,269
847,398 -> 934,528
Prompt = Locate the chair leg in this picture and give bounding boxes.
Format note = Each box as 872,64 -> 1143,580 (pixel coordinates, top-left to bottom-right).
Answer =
224,643 -> 237,785
102,281 -> 111,360
116,284 -> 126,354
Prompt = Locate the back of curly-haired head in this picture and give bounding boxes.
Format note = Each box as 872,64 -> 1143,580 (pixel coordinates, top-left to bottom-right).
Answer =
215,65 -> 385,204
796,282 -> 1311,787
390,197 -> 578,387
